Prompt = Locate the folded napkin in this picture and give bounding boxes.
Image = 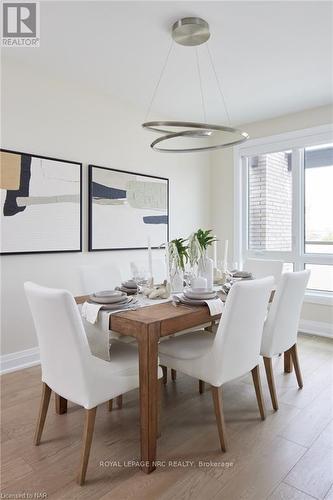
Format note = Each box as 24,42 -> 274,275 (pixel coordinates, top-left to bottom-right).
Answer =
204,298 -> 224,316
81,301 -> 103,324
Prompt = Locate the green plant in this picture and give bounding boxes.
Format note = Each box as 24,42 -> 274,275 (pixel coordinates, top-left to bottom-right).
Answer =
168,238 -> 188,272
187,229 -> 217,266
195,229 -> 217,251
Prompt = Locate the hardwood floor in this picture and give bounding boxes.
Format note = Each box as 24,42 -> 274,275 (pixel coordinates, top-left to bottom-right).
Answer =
1,334 -> 332,499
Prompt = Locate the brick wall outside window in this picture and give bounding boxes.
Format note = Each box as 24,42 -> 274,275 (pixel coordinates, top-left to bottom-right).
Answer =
248,151 -> 292,251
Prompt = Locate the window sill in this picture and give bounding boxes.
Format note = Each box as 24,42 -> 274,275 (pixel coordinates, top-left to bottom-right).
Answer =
304,291 -> 333,306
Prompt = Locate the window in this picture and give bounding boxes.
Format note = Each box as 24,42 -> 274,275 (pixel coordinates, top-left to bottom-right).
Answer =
304,144 -> 333,255
235,126 -> 333,300
306,264 -> 333,293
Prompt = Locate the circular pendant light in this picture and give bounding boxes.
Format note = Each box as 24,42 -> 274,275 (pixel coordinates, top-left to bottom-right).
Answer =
142,17 -> 249,153
150,124 -> 249,153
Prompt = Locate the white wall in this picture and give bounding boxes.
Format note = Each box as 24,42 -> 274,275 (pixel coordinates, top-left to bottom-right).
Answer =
0,62 -> 211,355
211,104 -> 333,325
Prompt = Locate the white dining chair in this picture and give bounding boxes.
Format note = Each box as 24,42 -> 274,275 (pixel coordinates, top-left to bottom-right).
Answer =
260,270 -> 310,410
79,263 -> 122,295
24,282 -> 162,485
243,258 -> 283,284
159,276 -> 274,451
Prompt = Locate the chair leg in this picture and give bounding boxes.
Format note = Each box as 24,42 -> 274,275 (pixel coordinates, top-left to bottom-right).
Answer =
290,344 -> 303,389
78,407 -> 97,486
161,365 -> 168,384
251,365 -> 266,420
199,380 -> 205,394
34,383 -> 52,446
204,322 -> 214,332
108,395 -> 123,411
55,394 -> 67,414
263,357 -> 279,411
211,386 -> 227,452
171,369 -> 177,381
284,349 -> 293,373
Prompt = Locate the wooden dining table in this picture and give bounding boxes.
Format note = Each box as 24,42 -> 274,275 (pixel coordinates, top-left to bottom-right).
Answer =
56,290 -> 275,474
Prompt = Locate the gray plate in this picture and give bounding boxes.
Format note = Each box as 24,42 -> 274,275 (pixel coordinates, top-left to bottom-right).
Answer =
89,292 -> 128,304
87,298 -> 137,310
178,295 -> 214,306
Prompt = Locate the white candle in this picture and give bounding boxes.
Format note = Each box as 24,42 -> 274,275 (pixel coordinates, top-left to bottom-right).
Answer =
192,276 -> 207,289
213,238 -> 217,268
148,237 -> 153,278
223,239 -> 229,271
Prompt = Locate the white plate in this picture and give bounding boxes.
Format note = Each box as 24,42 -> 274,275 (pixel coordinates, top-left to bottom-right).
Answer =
184,289 -> 217,300
89,292 -> 127,304
94,290 -> 123,298
188,287 -> 213,294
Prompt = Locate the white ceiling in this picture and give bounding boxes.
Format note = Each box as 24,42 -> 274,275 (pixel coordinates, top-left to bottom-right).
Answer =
3,1 -> 333,125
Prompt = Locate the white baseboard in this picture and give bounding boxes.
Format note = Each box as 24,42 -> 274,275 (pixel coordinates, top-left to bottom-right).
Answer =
0,347 -> 40,375
299,319 -> 333,339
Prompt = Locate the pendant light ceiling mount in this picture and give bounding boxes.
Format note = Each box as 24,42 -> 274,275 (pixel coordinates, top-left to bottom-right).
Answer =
142,17 -> 249,153
171,17 -> 210,46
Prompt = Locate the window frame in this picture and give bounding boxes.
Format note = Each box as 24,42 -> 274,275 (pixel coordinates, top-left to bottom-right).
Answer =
234,124 -> 333,305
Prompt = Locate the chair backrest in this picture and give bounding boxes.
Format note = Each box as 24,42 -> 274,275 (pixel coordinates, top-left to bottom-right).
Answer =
243,259 -> 283,285
211,277 -> 274,385
24,282 -> 93,404
79,264 -> 122,294
261,270 -> 310,357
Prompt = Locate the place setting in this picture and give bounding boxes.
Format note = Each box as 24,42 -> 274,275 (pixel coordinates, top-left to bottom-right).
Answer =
115,279 -> 139,295
88,290 -> 138,309
81,289 -> 139,324
172,272 -> 224,315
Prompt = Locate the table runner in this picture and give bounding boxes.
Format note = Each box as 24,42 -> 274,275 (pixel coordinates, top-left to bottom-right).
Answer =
79,297 -> 172,360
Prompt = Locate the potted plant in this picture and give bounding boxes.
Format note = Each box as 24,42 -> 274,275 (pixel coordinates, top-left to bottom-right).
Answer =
167,238 -> 188,292
188,229 -> 217,290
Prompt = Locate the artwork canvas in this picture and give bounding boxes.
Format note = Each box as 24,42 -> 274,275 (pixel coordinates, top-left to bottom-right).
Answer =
0,149 -> 82,254
89,165 -> 169,251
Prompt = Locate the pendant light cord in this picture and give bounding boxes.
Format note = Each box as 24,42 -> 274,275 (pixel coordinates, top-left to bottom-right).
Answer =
206,43 -> 231,125
195,47 -> 207,123
144,40 -> 174,122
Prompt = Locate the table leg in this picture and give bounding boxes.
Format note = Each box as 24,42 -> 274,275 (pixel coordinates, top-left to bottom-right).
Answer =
55,394 -> 67,414
138,323 -> 160,474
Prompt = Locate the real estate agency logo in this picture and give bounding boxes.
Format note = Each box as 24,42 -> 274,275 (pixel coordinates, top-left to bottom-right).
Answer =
2,1 -> 40,47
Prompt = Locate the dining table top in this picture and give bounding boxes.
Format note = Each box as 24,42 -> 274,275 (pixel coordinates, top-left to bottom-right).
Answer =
75,293 -> 225,337
75,289 -> 274,338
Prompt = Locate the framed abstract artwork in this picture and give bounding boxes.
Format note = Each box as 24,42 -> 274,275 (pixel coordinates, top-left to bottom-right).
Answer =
0,149 -> 82,255
88,165 -> 169,251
